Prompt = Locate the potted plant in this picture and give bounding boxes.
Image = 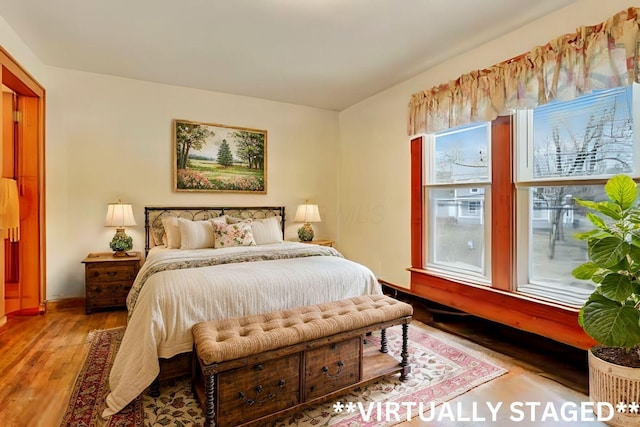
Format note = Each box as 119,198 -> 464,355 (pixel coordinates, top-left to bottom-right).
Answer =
572,174 -> 640,426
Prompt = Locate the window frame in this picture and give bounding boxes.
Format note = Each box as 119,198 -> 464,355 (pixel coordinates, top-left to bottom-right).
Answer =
409,116 -> 594,349
422,122 -> 492,283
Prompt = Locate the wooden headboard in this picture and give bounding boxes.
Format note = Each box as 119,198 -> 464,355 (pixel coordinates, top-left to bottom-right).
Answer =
144,206 -> 286,255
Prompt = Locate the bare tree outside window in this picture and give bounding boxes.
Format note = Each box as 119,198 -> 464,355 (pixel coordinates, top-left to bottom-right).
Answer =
533,87 -> 634,259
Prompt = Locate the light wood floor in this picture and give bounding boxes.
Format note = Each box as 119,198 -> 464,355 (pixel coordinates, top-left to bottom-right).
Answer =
0,307 -> 126,427
0,306 -> 608,427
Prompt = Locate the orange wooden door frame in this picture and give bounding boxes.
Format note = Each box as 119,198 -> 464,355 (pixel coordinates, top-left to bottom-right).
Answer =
0,46 -> 46,319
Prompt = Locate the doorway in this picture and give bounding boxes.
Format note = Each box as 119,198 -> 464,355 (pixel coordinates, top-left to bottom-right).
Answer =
0,47 -> 45,323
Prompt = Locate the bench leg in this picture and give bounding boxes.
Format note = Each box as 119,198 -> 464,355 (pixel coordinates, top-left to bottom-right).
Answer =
204,374 -> 216,427
400,322 -> 410,381
380,328 -> 388,353
149,377 -> 160,398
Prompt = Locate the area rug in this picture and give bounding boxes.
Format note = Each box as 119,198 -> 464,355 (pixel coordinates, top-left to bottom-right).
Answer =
60,321 -> 507,427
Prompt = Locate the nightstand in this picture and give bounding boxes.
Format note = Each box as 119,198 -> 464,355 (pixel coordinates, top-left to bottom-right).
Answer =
82,252 -> 141,314
300,239 -> 334,247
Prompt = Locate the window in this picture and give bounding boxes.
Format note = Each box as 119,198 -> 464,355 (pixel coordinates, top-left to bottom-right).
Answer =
415,83 -> 638,308
423,122 -> 491,282
516,85 -> 637,306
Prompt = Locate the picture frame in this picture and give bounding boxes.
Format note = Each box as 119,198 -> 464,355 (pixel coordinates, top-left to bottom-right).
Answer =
174,119 -> 267,193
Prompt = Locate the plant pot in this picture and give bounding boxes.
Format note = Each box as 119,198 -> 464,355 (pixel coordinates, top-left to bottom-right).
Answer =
588,349 -> 640,426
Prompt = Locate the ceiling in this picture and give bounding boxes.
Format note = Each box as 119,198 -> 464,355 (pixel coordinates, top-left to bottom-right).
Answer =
0,0 -> 577,111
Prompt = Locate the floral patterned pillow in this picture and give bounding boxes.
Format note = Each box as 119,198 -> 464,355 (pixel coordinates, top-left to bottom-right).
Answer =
212,219 -> 256,248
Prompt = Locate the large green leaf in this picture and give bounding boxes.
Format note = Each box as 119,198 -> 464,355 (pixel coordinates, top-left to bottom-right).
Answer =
588,237 -> 629,268
598,273 -> 634,302
605,174 -> 638,210
628,243 -> 640,265
571,262 -> 599,280
574,229 -> 611,241
575,198 -> 622,220
586,212 -> 608,230
596,202 -> 623,220
581,293 -> 640,348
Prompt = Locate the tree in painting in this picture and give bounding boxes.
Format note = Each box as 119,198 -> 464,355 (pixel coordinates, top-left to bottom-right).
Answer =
217,139 -> 234,167
233,130 -> 265,170
175,122 -> 214,170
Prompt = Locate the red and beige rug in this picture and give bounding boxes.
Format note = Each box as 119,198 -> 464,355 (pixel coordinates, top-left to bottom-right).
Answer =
60,321 -> 507,427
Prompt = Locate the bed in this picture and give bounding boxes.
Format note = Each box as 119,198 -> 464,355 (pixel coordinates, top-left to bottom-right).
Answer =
102,206 -> 383,417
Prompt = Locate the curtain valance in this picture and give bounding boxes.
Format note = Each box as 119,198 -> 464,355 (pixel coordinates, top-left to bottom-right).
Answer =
407,7 -> 639,136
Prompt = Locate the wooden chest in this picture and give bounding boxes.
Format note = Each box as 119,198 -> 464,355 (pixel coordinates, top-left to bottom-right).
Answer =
193,320 -> 410,427
192,295 -> 413,427
82,252 -> 141,314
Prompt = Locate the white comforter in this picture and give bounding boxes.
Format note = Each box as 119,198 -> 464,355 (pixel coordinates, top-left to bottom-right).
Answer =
103,242 -> 381,417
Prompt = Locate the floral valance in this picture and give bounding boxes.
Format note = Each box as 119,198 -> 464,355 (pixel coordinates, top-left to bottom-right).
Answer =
407,7 -> 640,136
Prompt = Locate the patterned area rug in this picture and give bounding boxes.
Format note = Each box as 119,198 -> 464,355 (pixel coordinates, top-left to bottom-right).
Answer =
60,321 -> 507,426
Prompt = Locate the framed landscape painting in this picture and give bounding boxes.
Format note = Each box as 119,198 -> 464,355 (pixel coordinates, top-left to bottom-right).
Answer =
174,119 -> 267,193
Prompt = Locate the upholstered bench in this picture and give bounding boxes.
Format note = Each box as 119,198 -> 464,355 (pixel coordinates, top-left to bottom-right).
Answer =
192,294 -> 413,427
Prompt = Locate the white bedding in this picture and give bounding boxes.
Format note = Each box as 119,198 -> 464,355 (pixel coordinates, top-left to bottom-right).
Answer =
103,242 -> 382,417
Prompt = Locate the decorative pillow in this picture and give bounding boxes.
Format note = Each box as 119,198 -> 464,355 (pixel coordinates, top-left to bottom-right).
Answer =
178,218 -> 215,249
225,216 -> 242,224
251,216 -> 283,245
212,220 -> 256,248
161,217 -> 181,249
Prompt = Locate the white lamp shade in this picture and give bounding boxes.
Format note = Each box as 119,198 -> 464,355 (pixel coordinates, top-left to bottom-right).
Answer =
294,204 -> 321,223
104,203 -> 136,227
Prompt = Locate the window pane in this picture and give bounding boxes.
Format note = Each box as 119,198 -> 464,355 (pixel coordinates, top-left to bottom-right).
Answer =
433,123 -> 489,184
532,86 -> 634,179
517,185 -> 600,306
427,187 -> 487,276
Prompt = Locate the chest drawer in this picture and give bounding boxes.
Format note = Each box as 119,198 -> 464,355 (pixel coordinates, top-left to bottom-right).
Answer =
86,263 -> 136,283
216,353 -> 301,426
304,336 -> 361,400
86,281 -> 132,298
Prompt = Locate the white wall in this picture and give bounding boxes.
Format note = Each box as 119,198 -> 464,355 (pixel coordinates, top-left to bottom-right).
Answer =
338,0 -> 635,288
45,69 -> 340,299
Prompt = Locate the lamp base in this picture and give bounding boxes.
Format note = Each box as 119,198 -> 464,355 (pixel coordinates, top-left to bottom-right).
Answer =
109,227 -> 134,254
297,223 -> 314,242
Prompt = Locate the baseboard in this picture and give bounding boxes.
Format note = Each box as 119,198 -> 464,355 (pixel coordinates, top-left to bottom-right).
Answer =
45,297 -> 85,312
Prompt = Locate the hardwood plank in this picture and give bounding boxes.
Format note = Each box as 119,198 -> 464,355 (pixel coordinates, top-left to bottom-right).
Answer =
0,307 -> 127,426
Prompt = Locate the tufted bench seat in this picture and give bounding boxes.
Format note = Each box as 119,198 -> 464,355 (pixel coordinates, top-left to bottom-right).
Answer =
192,294 -> 413,427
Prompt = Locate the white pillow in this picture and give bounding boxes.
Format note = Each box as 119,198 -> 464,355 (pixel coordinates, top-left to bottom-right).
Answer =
178,218 -> 215,249
161,217 -> 181,249
212,220 -> 256,248
251,216 -> 283,245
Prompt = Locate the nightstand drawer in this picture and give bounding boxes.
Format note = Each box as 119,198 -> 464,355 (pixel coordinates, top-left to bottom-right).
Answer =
86,263 -> 136,283
86,281 -> 132,298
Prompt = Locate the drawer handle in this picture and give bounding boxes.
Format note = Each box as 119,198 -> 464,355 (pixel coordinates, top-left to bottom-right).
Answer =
107,271 -> 117,277
254,364 -> 263,371
238,379 -> 285,406
322,360 -> 344,378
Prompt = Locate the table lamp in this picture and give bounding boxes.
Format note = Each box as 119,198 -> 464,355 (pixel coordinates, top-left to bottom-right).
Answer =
294,201 -> 321,241
104,200 -> 136,256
